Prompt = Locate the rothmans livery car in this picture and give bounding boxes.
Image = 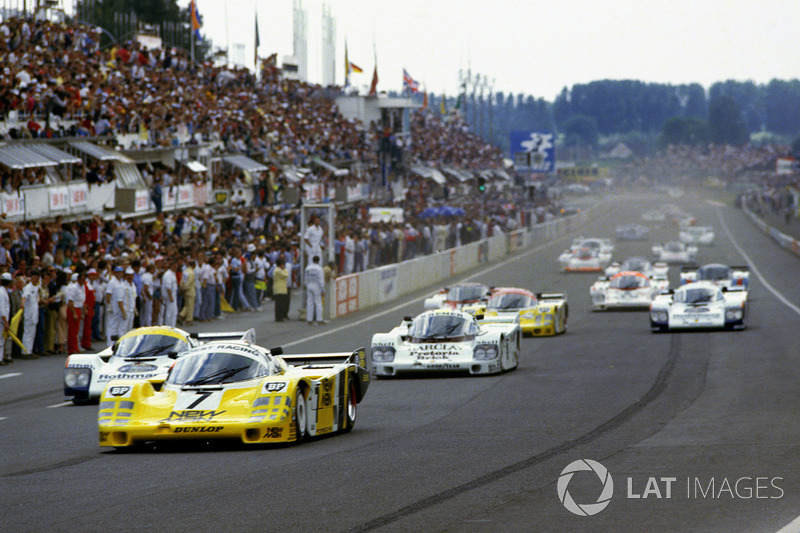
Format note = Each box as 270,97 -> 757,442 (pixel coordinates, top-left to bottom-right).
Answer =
679,225 -> 715,246
680,263 -> 750,290
463,287 -> 568,336
98,341 -> 369,448
652,241 -> 697,264
604,256 -> 668,280
590,271 -> 668,311
649,282 -> 747,332
64,326 -> 255,403
424,282 -> 492,310
370,309 -> 520,377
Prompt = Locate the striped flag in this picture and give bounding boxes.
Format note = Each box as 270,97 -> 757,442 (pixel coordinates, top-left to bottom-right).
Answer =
403,69 -> 419,93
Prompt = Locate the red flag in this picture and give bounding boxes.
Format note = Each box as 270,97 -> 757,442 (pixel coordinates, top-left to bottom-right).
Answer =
369,63 -> 378,95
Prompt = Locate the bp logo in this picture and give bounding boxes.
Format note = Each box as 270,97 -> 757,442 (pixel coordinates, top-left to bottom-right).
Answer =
557,459 -> 614,516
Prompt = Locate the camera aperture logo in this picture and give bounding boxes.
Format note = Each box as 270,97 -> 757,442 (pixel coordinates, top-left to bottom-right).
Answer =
558,459 -> 614,516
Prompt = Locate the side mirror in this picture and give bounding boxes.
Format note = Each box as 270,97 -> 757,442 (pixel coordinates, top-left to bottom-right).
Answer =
270,346 -> 283,356
403,316 -> 412,322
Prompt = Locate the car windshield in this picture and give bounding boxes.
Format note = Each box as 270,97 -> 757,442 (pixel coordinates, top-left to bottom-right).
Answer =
114,334 -> 189,359
675,287 -> 720,304
408,314 -> 479,341
576,247 -> 594,259
447,286 -> 486,302
610,274 -> 649,289
168,351 -> 271,386
620,258 -> 650,272
697,264 -> 731,281
578,240 -> 601,250
665,242 -> 684,252
487,293 -> 535,310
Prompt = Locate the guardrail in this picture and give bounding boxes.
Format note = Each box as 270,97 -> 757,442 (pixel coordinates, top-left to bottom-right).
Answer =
330,206 -> 597,318
742,205 -> 800,257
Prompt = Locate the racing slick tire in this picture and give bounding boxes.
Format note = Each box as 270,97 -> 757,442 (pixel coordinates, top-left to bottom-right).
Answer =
294,387 -> 308,442
343,379 -> 358,433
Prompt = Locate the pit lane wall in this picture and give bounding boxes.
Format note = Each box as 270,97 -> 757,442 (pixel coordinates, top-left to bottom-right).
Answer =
742,205 -> 800,258
332,206 -> 600,318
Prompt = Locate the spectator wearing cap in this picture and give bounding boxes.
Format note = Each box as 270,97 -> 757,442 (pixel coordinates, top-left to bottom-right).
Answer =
66,271 -> 85,354
270,257 -> 289,322
82,269 -> 97,351
91,263 -> 107,342
21,269 -> 40,358
243,244 -> 258,312
1,272 -> 11,364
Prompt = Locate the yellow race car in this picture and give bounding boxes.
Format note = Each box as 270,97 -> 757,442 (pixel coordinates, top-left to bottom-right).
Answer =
98,340 -> 369,449
464,287 -> 568,337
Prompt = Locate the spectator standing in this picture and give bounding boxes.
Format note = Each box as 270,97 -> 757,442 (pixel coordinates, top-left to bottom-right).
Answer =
0,272 -> 11,364
105,266 -> 124,345
9,274 -> 25,362
178,259 -> 196,325
150,176 -> 163,214
21,269 -> 40,358
123,267 -> 137,333
140,264 -> 154,327
304,255 -> 325,325
271,258 -> 289,322
66,272 -> 85,354
82,269 -> 97,350
161,260 -> 178,327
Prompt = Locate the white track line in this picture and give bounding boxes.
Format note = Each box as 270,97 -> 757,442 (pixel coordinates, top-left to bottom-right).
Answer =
0,372 -> 22,379
716,205 -> 800,317
282,233 -> 571,348
47,401 -> 72,409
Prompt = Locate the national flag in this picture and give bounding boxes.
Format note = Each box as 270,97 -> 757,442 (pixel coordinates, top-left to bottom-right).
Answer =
349,62 -> 363,74
440,93 -> 446,115
254,10 -> 260,67
421,89 -> 428,110
403,69 -> 419,93
369,48 -> 378,95
190,0 -> 202,39
344,42 -> 350,87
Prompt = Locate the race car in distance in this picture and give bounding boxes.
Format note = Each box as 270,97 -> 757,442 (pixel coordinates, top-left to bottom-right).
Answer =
605,256 -> 669,280
649,282 -> 747,331
559,246 -> 611,272
651,241 -> 698,264
680,263 -> 750,290
463,287 -> 568,336
370,308 -> 520,377
423,282 -> 492,310
679,225 -> 715,246
98,341 -> 369,448
65,326 -> 255,404
641,210 -> 666,223
567,237 -> 615,256
615,223 -> 650,241
590,271 -> 668,311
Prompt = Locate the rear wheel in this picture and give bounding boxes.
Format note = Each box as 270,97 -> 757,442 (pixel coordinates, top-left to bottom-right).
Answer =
343,380 -> 357,432
294,388 -> 308,442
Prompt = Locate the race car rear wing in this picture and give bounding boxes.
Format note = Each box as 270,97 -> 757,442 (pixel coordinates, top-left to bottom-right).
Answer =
537,292 -> 566,300
282,348 -> 370,401
191,329 -> 256,344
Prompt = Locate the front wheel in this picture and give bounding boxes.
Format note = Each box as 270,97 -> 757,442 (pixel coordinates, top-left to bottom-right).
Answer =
294,388 -> 308,442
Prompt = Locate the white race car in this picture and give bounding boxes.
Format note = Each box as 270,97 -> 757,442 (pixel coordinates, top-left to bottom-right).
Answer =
370,308 -> 520,377
605,256 -> 668,281
615,224 -> 650,240
590,271 -> 668,311
423,282 -> 492,310
64,326 -> 256,403
559,246 -> 612,272
568,237 -> 615,255
680,263 -> 750,290
652,241 -> 697,264
641,210 -> 666,223
650,282 -> 747,331
679,225 -> 715,246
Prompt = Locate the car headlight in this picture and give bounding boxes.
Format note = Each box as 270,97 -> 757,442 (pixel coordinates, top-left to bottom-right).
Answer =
371,346 -> 396,363
535,313 -> 554,325
521,312 -> 535,319
725,309 -> 743,320
65,367 -> 92,389
473,344 -> 498,360
651,311 -> 668,322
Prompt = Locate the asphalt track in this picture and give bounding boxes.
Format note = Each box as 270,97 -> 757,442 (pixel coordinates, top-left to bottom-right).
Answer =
2,189 -> 800,533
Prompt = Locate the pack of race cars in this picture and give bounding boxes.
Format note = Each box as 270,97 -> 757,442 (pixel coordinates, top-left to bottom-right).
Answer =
74,205 -> 750,452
